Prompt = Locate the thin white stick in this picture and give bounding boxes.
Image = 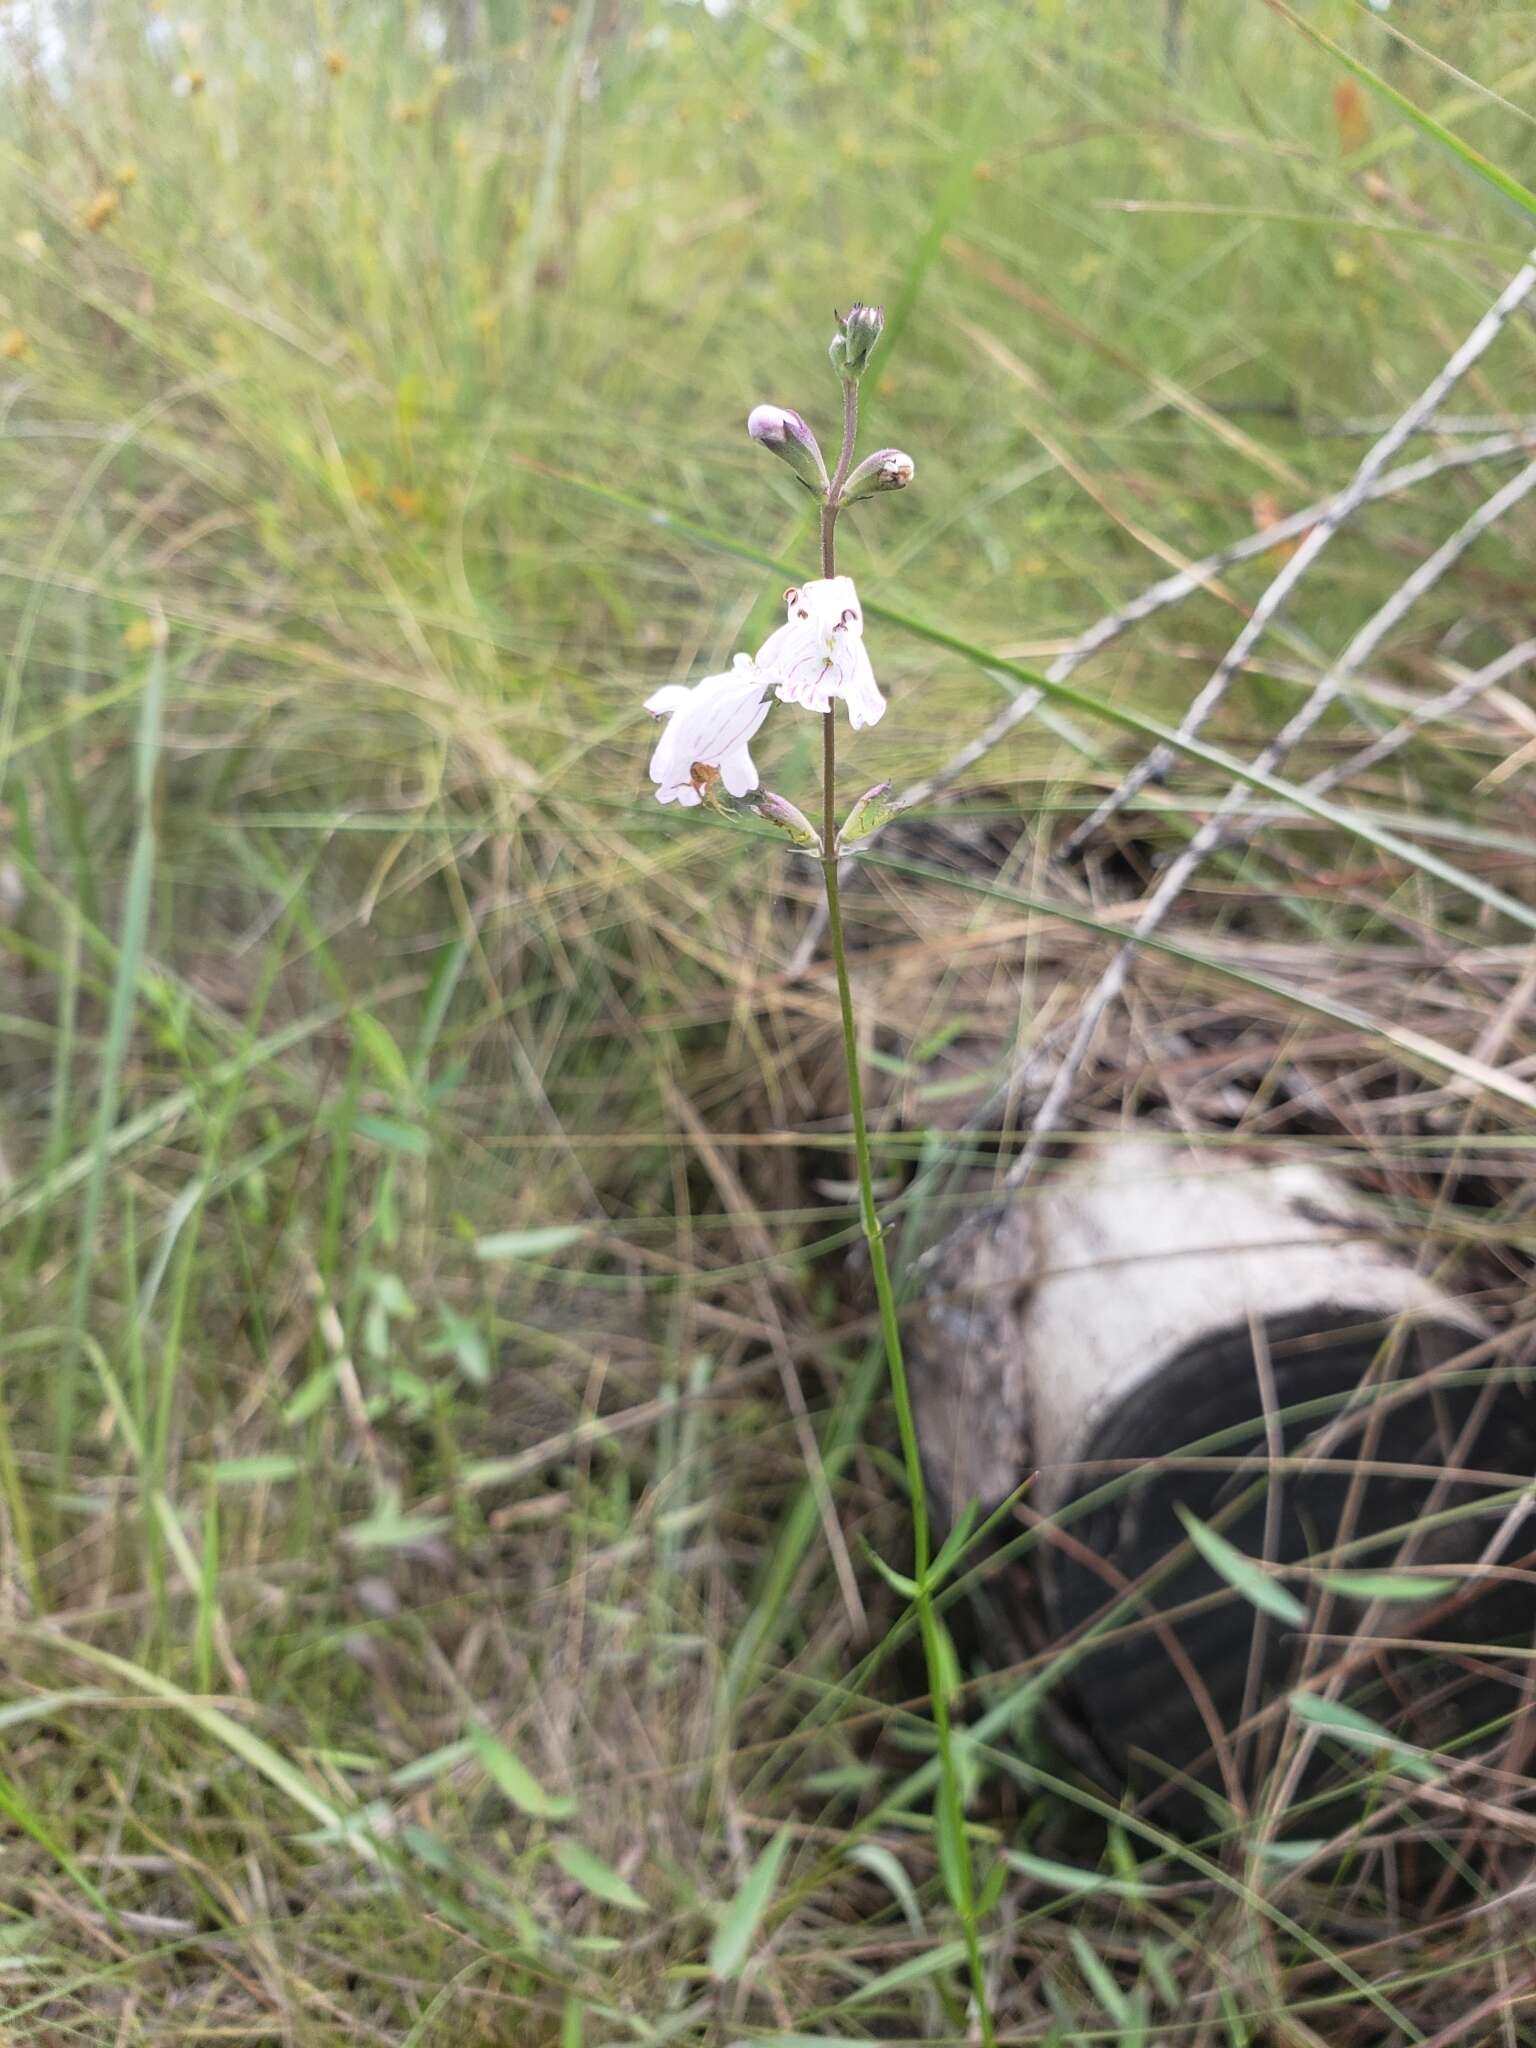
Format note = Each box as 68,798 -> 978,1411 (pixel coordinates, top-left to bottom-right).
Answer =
1247,635 -> 1536,821
1062,252 -> 1536,850
899,431 -> 1527,825
1005,465 -> 1536,1185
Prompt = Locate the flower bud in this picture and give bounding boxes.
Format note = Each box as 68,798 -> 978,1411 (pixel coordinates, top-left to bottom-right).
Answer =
749,789 -> 823,854
841,447 -> 914,504
746,404 -> 829,496
837,781 -> 904,850
829,301 -> 884,383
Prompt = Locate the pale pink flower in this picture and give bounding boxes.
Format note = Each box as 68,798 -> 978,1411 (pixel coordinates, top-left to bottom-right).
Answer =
755,576 -> 886,730
646,655 -> 772,807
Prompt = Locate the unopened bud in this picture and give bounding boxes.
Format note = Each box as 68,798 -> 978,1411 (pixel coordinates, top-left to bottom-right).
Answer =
750,789 -> 823,854
829,301 -> 884,383
837,781 -> 904,850
842,447 -> 914,504
746,404 -> 829,496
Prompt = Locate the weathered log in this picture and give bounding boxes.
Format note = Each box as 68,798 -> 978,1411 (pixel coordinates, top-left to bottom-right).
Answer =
908,1141 -> 1536,1802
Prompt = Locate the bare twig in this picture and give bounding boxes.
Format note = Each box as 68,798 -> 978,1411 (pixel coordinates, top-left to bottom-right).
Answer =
908,433 -> 1530,824
1062,250 -> 1536,851
1234,635 -> 1536,830
1004,460 -> 1536,1183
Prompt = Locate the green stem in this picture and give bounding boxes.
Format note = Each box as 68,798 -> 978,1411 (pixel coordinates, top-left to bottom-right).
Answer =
818,374 -> 996,2046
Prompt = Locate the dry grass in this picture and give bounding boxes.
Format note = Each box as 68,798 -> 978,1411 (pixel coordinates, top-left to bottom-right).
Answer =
2,0 -> 1535,2040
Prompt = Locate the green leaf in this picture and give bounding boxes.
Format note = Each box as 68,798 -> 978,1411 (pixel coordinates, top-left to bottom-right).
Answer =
1287,1690 -> 1444,1783
708,1827 -> 792,1982
929,1500 -> 981,1589
282,1363 -> 338,1424
1004,1849 -> 1144,1898
475,1224 -> 586,1262
427,1307 -> 491,1385
353,1112 -> 430,1156
1315,1572 -> 1457,1604
470,1727 -> 576,1818
352,1011 -> 414,1097
209,1454 -> 300,1485
551,1838 -> 648,1913
1070,1928 -> 1133,2026
861,1542 -> 919,1601
389,1737 -> 476,1790
342,1505 -> 450,1553
731,2039 -> 873,2047
841,1938 -> 969,2006
1175,1505 -> 1307,1626
847,1843 -> 923,1933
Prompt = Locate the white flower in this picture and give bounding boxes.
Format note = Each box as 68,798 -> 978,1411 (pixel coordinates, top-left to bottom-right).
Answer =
755,576 -> 886,730
646,655 -> 772,807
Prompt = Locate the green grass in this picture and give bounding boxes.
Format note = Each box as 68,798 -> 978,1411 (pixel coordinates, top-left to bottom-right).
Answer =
3,0 -> 1536,2040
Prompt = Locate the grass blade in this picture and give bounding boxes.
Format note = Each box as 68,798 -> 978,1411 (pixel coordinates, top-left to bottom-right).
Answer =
1175,1504 -> 1308,1626
709,1827 -> 792,1983
470,1726 -> 576,1819
59,636 -> 164,1468
1263,1 -> 1536,220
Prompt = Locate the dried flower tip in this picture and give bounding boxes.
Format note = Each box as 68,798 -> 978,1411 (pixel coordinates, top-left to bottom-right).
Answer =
750,789 -> 822,854
81,188 -> 119,232
829,301 -> 884,383
1,329 -> 27,361
325,47 -> 347,75
838,781 -> 905,850
746,403 -> 829,496
842,447 -> 914,504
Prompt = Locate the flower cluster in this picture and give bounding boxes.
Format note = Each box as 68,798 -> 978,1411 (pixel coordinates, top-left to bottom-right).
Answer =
643,301 -> 913,848
645,578 -> 884,807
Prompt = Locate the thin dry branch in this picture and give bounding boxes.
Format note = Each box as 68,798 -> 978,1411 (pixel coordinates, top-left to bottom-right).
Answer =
1061,250 -> 1536,851
1001,456 -> 1536,1184
905,431 -> 1533,825
1235,634 -> 1536,832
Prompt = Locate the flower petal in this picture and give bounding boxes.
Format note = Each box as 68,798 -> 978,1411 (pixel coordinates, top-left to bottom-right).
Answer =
646,659 -> 772,807
644,683 -> 692,717
841,641 -> 886,729
719,744 -> 759,797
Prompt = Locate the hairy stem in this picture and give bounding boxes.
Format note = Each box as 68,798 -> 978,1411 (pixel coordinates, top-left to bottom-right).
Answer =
818,373 -> 995,2044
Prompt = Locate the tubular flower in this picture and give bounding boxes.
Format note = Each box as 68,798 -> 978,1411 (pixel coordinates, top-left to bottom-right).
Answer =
755,576 -> 885,730
646,655 -> 772,806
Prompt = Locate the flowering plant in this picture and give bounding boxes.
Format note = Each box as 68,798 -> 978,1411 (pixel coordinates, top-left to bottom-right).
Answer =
641,305 -> 996,2040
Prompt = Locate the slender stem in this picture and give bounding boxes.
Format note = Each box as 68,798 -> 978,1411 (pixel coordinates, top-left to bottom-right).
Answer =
817,378 -> 996,2045
819,376 -> 860,578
